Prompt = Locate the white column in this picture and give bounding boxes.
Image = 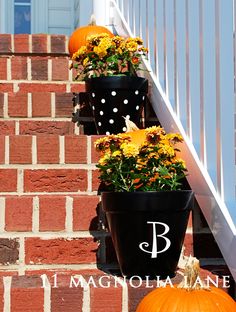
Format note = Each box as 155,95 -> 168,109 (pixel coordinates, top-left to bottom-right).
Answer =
93,0 -> 111,26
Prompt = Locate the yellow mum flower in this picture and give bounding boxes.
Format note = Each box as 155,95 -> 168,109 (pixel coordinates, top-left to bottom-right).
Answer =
87,33 -> 110,45
99,37 -> 113,49
94,137 -> 110,151
112,36 -> 123,43
145,126 -> 165,135
116,47 -> 123,54
126,40 -> 138,52
159,138 -> 171,147
94,46 -> 107,58
112,150 -> 122,158
147,152 -> 159,159
121,143 -> 139,158
166,133 -> 183,143
172,158 -> 186,168
161,160 -> 172,166
119,41 -> 126,51
98,153 -> 111,166
83,57 -> 89,66
145,126 -> 165,144
136,159 -> 148,170
159,145 -> 175,157
72,46 -> 87,59
134,37 -> 143,45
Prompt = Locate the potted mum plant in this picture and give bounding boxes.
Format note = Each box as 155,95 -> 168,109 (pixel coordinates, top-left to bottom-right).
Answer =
95,124 -> 194,278
71,33 -> 148,135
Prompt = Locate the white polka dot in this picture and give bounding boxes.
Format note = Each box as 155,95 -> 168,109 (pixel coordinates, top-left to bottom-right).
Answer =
126,115 -> 130,119
92,106 -> 95,110
111,91 -> 116,96
123,99 -> 128,104
100,111 -> 104,115
142,96 -> 145,100
136,105 -> 139,110
98,122 -> 102,126
123,127 -> 127,132
135,90 -> 139,95
106,131 -> 110,135
101,99 -> 106,103
109,119 -> 114,124
92,93 -> 95,97
113,107 -> 118,113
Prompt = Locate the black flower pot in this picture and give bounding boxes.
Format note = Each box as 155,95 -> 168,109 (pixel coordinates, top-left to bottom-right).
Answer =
85,76 -> 148,135
102,190 -> 194,279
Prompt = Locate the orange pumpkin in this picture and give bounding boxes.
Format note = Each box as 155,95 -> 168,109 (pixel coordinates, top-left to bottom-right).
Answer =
120,118 -> 147,146
124,128 -> 146,146
136,257 -> 236,312
68,15 -> 113,56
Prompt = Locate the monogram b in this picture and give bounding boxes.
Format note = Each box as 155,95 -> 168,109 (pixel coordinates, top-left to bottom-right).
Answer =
139,221 -> 171,258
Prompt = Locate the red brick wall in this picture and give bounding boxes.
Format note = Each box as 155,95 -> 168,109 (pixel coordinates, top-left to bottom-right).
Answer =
0,34 -> 113,273
0,133 -> 107,268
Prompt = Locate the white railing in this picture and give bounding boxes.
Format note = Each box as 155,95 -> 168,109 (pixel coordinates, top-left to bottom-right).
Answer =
90,0 -> 236,281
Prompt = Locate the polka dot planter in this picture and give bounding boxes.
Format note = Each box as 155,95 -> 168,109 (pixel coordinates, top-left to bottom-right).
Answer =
85,76 -> 148,134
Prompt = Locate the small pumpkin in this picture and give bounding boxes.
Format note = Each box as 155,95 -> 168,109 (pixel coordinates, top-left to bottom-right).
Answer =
68,15 -> 114,56
136,256 -> 236,312
121,118 -> 147,146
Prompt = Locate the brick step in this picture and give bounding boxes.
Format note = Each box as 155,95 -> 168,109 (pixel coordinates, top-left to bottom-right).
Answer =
0,120 -> 79,135
0,34 -> 80,84
0,167 -> 99,194
0,55 -> 72,82
0,133 -> 100,193
0,81 -> 84,93
0,268 -> 232,312
0,194 -> 115,269
0,91 -> 80,118
0,236 -> 101,269
0,134 -> 100,164
0,194 -> 100,232
0,34 -> 68,56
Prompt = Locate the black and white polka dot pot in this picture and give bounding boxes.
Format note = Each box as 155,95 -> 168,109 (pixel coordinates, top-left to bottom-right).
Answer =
85,76 -> 148,135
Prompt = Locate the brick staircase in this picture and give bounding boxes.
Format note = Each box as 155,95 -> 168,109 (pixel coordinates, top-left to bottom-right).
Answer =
0,34 -> 234,311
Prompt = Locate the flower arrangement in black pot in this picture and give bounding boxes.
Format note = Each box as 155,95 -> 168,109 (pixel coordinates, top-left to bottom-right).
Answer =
70,33 -> 149,134
94,123 -> 194,279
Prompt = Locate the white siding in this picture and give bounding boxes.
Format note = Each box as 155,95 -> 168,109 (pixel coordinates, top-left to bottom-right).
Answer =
48,0 -> 74,35
75,0 -> 93,28
74,0 -> 80,28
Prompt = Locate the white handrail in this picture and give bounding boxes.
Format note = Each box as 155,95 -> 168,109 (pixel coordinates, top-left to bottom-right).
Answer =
109,0 -> 236,281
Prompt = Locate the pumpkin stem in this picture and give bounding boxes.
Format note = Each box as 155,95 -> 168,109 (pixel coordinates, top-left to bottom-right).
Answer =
178,256 -> 210,291
89,14 -> 97,26
123,117 -> 140,132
